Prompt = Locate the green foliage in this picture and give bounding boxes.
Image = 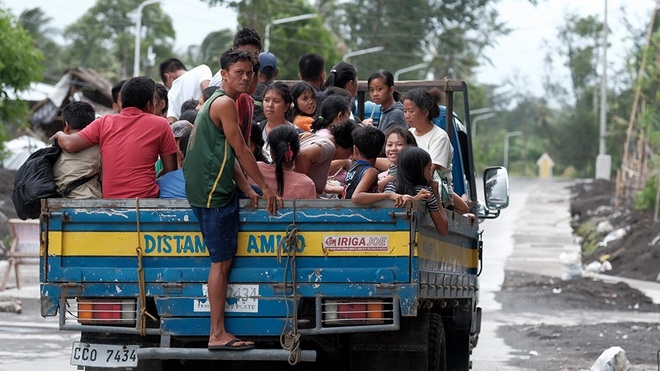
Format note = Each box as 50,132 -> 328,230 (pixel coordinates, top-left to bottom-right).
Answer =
216,0 -> 340,80
0,8 -> 44,147
18,7 -> 65,83
319,0 -> 508,82
536,13 -> 605,178
575,220 -> 599,256
183,29 -> 233,74
63,0 -> 175,82
266,14 -> 340,80
633,176 -> 657,211
557,14 -> 603,99
202,0 -> 509,82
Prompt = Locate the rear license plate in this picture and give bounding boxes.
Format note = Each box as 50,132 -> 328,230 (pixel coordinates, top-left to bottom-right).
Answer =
70,341 -> 138,368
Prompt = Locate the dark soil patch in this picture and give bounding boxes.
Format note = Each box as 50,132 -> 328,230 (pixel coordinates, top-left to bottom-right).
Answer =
570,179 -> 660,282
501,321 -> 660,371
499,270 -> 660,313
497,270 -> 660,370
495,180 -> 660,370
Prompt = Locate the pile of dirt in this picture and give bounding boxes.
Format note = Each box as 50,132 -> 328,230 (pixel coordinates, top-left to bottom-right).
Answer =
499,270 -> 659,313
569,179 -> 660,282
498,270 -> 660,370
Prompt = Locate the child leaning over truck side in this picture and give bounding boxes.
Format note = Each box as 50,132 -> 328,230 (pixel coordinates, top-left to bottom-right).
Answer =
53,101 -> 102,199
249,125 -> 316,199
343,125 -> 406,207
384,146 -> 449,236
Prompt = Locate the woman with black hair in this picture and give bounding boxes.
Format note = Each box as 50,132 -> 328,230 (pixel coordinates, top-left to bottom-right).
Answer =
322,61 -> 358,98
250,125 -> 316,199
310,95 -> 352,134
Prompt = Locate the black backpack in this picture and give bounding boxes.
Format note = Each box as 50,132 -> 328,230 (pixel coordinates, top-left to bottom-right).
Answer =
12,144 -> 93,220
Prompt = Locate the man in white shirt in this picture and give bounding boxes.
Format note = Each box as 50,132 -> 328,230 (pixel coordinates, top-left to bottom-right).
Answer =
159,58 -> 211,123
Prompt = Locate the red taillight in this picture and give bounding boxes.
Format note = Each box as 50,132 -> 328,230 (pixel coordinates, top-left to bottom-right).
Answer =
324,300 -> 385,325
338,303 -> 367,319
75,299 -> 136,325
94,302 -> 122,322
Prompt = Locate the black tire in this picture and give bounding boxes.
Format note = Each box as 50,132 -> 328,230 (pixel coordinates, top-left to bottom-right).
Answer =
428,313 -> 446,371
445,329 -> 470,370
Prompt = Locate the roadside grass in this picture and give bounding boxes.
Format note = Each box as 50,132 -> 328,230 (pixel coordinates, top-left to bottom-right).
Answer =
575,220 -> 599,256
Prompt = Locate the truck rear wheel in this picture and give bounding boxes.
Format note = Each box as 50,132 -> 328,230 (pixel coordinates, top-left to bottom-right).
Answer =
445,329 -> 470,370
428,313 -> 446,371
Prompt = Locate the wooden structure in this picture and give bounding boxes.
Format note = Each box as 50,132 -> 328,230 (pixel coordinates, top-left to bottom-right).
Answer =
1,219 -> 40,291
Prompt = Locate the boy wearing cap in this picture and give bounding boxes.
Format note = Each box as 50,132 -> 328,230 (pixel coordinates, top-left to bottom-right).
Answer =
251,51 -> 279,124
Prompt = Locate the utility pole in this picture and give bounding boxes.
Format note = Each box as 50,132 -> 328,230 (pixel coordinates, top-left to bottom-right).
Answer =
504,131 -> 523,170
133,0 -> 161,77
595,0 -> 611,179
264,14 -> 316,53
343,46 -> 385,62
394,63 -> 429,81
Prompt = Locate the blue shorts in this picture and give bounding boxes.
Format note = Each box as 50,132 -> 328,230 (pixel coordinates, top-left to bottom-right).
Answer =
191,194 -> 239,263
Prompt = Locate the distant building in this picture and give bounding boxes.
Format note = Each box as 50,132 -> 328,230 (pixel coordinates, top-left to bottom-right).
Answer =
28,68 -> 114,137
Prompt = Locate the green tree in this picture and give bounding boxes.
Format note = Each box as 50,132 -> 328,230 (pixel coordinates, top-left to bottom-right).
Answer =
18,7 -> 64,83
198,30 -> 234,73
202,0 -> 534,82
541,14 -> 604,177
63,0 -> 175,82
318,0 -> 509,81
183,29 -> 234,74
0,8 -> 44,156
200,0 -> 340,80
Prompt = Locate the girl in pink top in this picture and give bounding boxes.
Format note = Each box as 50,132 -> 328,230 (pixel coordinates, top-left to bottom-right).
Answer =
254,125 -> 316,199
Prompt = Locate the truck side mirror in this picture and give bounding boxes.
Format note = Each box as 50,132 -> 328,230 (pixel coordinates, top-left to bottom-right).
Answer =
483,166 -> 510,210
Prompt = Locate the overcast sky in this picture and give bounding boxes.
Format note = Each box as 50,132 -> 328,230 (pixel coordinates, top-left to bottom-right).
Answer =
476,0 -> 656,96
3,0 -> 657,97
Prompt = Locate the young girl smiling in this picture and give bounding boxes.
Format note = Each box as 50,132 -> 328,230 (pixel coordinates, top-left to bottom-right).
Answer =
289,81 -> 317,132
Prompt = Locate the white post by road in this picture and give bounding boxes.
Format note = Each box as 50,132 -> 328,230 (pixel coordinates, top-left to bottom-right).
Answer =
596,0 -> 611,180
503,131 -> 523,169
133,0 -> 161,77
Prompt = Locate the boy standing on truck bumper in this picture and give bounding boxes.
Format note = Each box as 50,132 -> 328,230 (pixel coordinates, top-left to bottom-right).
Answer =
184,48 -> 281,350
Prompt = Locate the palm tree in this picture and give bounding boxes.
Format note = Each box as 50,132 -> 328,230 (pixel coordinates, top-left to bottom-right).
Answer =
18,8 -> 64,83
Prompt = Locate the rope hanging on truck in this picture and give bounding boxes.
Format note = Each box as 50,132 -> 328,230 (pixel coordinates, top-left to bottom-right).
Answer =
278,200 -> 301,365
134,198 -> 156,336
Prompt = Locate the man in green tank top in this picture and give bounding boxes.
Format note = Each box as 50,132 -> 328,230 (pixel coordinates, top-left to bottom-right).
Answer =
184,48 -> 280,351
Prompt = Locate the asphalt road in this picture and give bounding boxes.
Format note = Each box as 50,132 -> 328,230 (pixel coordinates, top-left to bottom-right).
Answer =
471,176 -> 577,370
0,264 -> 76,370
472,177 -> 660,370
